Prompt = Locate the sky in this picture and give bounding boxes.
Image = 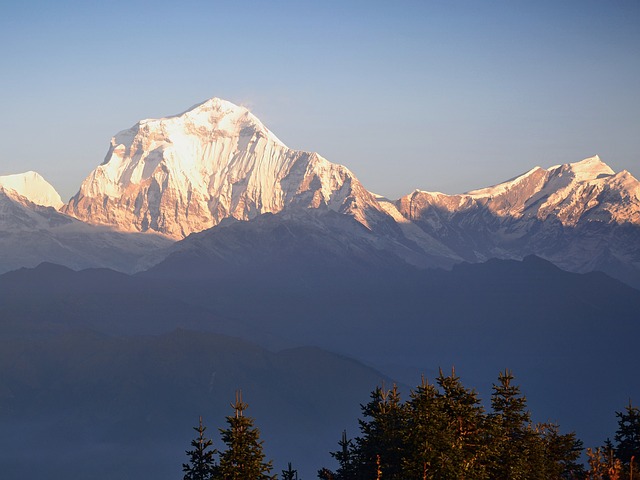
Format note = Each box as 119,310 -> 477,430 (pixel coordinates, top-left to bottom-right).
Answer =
1,0 -> 639,201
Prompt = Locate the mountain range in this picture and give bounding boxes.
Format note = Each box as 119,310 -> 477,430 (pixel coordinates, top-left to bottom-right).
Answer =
1,97 -> 639,479
1,97 -> 639,287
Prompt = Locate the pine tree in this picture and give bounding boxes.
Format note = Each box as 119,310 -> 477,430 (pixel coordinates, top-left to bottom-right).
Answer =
539,423 -> 584,479
488,370 -> 585,479
282,461 -> 300,480
403,375 -> 446,479
487,369 -> 536,479
434,368 -> 488,479
183,416 -> 218,480
319,371 -> 585,479
217,390 -> 275,480
354,383 -> 406,480
614,402 -> 640,467
329,430 -> 358,480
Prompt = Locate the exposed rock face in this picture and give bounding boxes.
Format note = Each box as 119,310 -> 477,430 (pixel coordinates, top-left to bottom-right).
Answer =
0,187 -> 171,274
398,156 -> 639,230
63,98 -> 385,239
393,155 -> 640,283
23,95 -> 638,286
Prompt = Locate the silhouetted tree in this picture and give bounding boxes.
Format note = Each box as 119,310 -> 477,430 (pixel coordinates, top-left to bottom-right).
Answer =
282,461 -> 300,480
183,416 -> 218,480
329,430 -> 358,480
615,402 -> 640,472
487,370 -> 586,479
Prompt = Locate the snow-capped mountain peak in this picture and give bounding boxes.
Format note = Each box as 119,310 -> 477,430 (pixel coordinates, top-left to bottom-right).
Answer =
390,154 -> 640,286
466,166 -> 546,199
139,97 -> 285,147
1,94 -> 638,289
0,171 -> 63,209
547,154 -> 614,182
63,97 -> 384,238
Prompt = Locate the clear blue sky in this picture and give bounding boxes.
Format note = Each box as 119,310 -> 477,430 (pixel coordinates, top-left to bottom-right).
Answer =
1,0 -> 639,201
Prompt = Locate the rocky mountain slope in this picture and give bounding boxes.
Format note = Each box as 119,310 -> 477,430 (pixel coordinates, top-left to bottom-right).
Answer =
391,155 -> 640,285
62,98 -> 392,239
397,155 -> 639,236
139,208 -> 458,279
2,97 -> 638,286
0,185 -> 170,274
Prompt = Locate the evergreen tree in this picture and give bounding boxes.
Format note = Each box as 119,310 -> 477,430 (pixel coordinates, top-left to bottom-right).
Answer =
434,368 -> 488,479
488,369 -> 536,479
217,390 -> 275,480
183,416 -> 218,480
354,384 -> 406,480
319,370 -> 585,479
403,375 -> 448,479
540,423 -> 585,479
488,370 -> 585,480
614,402 -> 640,469
329,430 -> 358,480
282,461 -> 299,480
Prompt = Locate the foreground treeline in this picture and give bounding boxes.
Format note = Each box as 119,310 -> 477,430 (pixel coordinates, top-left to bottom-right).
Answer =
318,369 -> 640,480
182,370 -> 639,480
319,369 -> 583,480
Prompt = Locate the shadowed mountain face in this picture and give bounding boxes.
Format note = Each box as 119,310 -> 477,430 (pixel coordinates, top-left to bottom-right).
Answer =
0,188 -> 171,275
138,208 -> 456,280
1,254 -> 639,479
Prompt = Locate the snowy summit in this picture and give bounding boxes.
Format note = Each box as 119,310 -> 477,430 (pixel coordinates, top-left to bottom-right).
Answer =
63,97 -> 379,238
0,171 -> 63,209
